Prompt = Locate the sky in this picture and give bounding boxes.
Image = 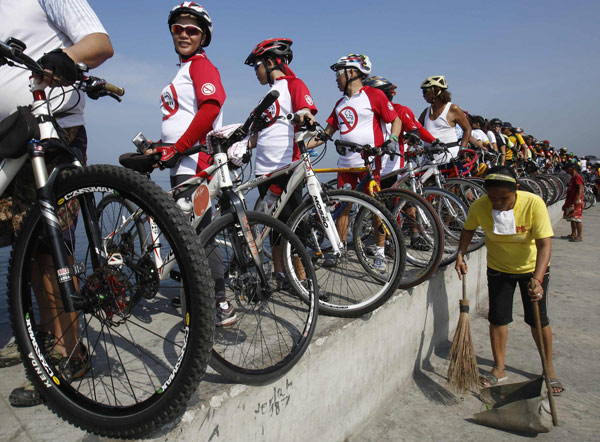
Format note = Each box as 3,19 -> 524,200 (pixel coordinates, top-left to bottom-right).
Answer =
81,0 -> 600,167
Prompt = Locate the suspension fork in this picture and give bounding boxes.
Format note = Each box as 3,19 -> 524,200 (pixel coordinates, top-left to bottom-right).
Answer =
31,146 -> 92,312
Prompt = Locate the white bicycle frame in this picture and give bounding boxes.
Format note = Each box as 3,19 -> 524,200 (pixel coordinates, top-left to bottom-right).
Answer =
234,131 -> 344,256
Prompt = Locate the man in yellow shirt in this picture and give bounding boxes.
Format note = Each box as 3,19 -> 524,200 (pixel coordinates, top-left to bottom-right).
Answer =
501,122 -> 526,166
455,166 -> 563,394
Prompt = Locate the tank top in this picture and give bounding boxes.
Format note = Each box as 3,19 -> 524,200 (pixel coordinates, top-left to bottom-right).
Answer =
424,102 -> 459,163
424,102 -> 458,144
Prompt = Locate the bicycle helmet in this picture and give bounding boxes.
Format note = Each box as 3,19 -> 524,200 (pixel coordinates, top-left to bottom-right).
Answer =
420,75 -> 447,89
244,38 -> 293,66
168,2 -> 213,47
330,54 -> 372,77
489,118 -> 502,126
363,76 -> 397,100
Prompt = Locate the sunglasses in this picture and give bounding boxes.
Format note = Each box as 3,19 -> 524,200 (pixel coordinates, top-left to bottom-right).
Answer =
170,23 -> 203,37
253,61 -> 263,71
335,69 -> 345,78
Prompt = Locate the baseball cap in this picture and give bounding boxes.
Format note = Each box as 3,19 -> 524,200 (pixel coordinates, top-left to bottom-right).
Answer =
502,122 -> 512,128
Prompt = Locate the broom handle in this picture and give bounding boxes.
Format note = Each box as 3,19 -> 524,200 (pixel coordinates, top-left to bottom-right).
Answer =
462,275 -> 467,301
533,301 -> 559,426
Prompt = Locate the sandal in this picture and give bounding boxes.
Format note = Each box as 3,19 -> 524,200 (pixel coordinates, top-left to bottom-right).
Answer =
569,237 -> 582,242
560,235 -> 574,240
479,371 -> 508,388
550,378 -> 565,396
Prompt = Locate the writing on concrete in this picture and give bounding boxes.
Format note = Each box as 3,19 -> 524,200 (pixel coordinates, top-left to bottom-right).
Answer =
254,378 -> 293,417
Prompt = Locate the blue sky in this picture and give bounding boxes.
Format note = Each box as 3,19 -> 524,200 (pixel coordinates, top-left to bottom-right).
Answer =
83,0 -> 600,167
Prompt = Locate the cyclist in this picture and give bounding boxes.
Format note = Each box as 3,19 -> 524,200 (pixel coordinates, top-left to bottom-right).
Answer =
308,54 -> 402,271
501,122 -> 522,166
418,75 -> 471,164
243,37 -> 317,284
0,0 -> 113,407
143,3 -> 235,326
469,115 -> 490,149
488,118 -> 506,165
362,76 -> 436,186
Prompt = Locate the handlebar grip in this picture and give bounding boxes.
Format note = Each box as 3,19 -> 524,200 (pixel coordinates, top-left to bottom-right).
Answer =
241,90 -> 280,133
104,82 -> 125,96
287,113 -> 302,124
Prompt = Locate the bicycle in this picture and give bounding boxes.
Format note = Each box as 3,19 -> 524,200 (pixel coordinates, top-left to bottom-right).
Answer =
313,140 -> 444,289
118,91 -> 319,384
1,37 -> 215,437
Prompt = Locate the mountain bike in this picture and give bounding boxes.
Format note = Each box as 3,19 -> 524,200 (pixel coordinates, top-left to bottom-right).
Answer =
118,91 -> 319,384
232,118 -> 405,317
313,140 -> 444,289
0,38 -> 215,437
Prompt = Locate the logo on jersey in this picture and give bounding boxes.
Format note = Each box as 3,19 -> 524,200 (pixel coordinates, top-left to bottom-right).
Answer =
338,106 -> 358,135
305,95 -> 314,106
387,102 -> 394,111
161,84 -> 179,121
263,100 -> 281,123
201,83 -> 216,96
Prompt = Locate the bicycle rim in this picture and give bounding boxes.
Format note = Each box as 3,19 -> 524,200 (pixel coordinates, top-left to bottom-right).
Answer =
288,189 -> 405,317
8,165 -> 214,437
202,211 -> 318,385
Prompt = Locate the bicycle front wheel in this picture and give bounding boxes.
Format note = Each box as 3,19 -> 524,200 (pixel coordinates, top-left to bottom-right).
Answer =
376,188 -> 444,288
8,165 -> 214,438
201,211 -> 318,385
288,189 -> 405,317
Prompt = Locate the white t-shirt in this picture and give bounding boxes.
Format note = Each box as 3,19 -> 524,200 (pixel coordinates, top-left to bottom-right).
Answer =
160,52 -> 225,176
254,76 -> 317,175
0,0 -> 108,126
472,129 -> 490,145
327,86 -> 397,168
486,130 -> 497,145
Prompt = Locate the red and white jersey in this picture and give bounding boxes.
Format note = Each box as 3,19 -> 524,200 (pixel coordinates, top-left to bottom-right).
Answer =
381,104 -> 421,175
255,76 -> 317,175
326,86 -> 397,168
160,52 -> 226,176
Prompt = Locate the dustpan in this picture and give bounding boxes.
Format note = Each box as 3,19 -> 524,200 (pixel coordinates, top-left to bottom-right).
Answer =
473,376 -> 552,433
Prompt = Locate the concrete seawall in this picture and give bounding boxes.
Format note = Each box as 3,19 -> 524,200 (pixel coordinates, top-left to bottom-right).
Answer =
156,202 -> 564,442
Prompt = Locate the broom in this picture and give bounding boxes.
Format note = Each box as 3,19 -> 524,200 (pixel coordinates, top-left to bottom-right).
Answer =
447,275 -> 480,393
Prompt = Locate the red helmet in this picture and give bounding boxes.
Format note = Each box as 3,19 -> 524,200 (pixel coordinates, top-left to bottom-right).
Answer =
168,2 -> 213,47
245,38 -> 293,66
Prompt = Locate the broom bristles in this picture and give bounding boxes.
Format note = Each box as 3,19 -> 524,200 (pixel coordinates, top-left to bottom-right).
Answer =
448,307 -> 480,393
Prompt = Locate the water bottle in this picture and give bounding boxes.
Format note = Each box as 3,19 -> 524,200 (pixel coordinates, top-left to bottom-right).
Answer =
261,185 -> 282,214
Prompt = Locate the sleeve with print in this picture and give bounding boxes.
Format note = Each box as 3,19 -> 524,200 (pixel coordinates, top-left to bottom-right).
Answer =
190,57 -> 226,108
287,78 -> 318,115
530,196 -> 553,239
364,87 -> 398,123
326,98 -> 344,129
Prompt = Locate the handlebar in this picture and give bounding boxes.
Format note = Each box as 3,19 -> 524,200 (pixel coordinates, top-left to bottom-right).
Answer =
0,37 -> 124,101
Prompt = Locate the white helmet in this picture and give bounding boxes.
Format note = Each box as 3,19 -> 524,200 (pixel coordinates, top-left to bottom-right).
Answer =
330,54 -> 372,76
168,2 -> 213,47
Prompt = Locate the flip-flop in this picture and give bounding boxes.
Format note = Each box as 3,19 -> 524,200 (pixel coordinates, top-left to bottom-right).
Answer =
550,378 -> 565,396
569,238 -> 582,242
479,372 -> 508,388
560,235 -> 574,240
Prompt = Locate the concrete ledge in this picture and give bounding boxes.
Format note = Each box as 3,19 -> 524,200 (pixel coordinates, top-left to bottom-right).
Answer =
151,202 -> 564,442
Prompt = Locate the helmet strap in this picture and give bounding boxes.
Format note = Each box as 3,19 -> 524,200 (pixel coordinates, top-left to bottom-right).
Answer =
343,69 -> 363,96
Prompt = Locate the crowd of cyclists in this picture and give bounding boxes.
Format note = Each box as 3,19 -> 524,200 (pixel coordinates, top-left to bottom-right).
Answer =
0,0 -> 596,436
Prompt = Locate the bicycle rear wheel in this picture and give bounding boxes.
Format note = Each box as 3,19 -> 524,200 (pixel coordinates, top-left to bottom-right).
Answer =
201,211 -> 318,385
8,165 -> 214,438
376,188 -> 444,288
287,189 -> 405,317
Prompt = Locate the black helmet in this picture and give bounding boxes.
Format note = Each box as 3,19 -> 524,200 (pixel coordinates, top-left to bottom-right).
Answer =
489,118 -> 502,127
363,76 -> 397,100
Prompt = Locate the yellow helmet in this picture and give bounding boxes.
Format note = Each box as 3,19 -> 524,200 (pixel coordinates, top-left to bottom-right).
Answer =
421,75 -> 447,89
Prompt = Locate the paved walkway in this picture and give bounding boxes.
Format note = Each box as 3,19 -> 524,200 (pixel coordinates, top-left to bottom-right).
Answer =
351,205 -> 600,442
1,206 -> 598,442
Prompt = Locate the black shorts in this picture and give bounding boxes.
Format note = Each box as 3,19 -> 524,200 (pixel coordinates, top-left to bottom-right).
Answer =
487,267 -> 550,327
